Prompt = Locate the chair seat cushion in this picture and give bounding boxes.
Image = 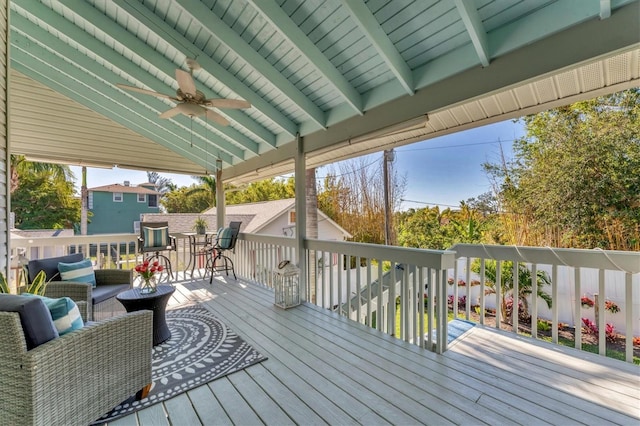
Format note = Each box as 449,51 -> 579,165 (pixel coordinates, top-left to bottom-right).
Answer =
92,284 -> 131,305
23,294 -> 84,335
28,253 -> 84,282
0,294 -> 59,350
58,258 -> 97,287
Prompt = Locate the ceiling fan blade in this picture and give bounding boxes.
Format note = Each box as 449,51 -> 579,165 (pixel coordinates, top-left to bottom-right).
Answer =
204,98 -> 251,109
204,109 -> 230,126
175,69 -> 197,97
116,84 -> 175,100
159,107 -> 182,119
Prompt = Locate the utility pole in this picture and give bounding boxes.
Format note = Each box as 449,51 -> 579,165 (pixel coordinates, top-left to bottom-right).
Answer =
383,149 -> 394,245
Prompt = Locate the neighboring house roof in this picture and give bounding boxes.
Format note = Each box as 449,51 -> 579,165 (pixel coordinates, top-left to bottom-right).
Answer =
89,183 -> 159,194
204,199 -> 352,238
144,198 -> 351,238
141,213 -> 254,235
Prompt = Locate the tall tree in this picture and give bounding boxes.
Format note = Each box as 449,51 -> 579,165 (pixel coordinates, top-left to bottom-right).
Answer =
186,175 -> 217,209
10,156 -> 74,194
226,177 -> 295,204
146,171 -> 175,194
12,169 -> 80,229
161,185 -> 212,213
484,89 -> 640,249
317,156 -> 406,245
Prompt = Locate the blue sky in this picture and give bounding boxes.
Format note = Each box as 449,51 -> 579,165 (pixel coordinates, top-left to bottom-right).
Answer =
70,119 -> 526,210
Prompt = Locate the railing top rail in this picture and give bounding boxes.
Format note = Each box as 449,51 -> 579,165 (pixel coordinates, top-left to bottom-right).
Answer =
450,243 -> 640,273
12,233 -> 139,247
308,238 -> 455,269
237,232 -> 296,248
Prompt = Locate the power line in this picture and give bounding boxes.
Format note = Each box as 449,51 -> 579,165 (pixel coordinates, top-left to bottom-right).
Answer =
401,199 -> 460,208
397,138 -> 517,152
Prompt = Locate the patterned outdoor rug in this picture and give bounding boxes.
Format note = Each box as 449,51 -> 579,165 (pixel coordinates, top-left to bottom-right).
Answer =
93,305 -> 267,424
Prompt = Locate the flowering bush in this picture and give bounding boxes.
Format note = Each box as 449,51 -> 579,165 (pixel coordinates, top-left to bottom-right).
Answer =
134,260 -> 164,281
581,296 -> 594,308
582,318 -> 617,342
580,295 -> 619,313
604,300 -> 620,314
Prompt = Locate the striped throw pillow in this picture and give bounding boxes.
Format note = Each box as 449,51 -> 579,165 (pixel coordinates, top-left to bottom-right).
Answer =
58,259 -> 97,287
143,226 -> 169,248
23,294 -> 84,335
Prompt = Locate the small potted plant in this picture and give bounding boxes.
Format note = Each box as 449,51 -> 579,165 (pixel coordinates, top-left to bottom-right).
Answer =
193,216 -> 208,235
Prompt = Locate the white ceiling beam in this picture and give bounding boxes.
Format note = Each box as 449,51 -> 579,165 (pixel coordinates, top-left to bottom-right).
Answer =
340,0 -> 414,94
248,0 -> 364,115
13,4 -> 259,157
11,55 -> 225,171
174,0 -> 326,130
47,1 -> 276,148
600,0 -> 612,19
454,0 -> 490,67
107,0 -> 298,138
10,30 -> 236,166
222,2 -> 640,182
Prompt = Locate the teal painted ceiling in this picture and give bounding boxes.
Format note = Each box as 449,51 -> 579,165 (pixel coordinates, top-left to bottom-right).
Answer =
9,0 -> 640,181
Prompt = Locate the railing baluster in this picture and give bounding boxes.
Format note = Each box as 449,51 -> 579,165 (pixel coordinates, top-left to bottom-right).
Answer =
598,268 -> 605,355
512,260 -> 519,334
625,272 -> 633,363
495,260 -> 502,329
465,257 -> 471,320
574,267 -> 581,349
479,258 -> 485,325
531,263 -> 538,339
552,265 -> 559,345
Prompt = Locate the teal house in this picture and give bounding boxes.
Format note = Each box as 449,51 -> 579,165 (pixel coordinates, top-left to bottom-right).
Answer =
87,181 -> 160,234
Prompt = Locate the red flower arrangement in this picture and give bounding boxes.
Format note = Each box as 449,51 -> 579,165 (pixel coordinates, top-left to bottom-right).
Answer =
135,260 -> 164,281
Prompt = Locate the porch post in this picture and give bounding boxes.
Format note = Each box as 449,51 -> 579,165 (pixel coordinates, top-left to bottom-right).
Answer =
1,0 -> 9,282
215,160 -> 224,230
294,133 -> 307,301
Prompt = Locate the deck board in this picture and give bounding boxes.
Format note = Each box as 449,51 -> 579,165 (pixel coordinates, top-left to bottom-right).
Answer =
115,275 -> 640,426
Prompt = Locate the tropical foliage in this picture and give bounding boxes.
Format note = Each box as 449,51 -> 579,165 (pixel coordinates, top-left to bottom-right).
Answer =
471,259 -> 552,322
484,88 -> 640,250
12,164 -> 80,229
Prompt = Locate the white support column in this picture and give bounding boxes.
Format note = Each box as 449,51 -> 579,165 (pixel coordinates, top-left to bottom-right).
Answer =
294,134 -> 307,301
215,160 -> 224,230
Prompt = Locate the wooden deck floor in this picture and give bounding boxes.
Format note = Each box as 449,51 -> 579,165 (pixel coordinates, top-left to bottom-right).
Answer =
111,274 -> 640,426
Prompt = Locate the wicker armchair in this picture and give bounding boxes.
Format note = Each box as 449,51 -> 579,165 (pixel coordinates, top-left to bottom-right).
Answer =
0,309 -> 153,426
27,254 -> 133,321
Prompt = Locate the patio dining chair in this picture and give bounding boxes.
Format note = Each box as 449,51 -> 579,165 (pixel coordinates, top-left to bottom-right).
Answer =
138,222 -> 177,280
206,221 -> 242,282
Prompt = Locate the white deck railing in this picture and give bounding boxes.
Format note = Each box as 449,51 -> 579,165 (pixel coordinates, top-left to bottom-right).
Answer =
232,233 -> 456,353
449,244 -> 639,363
11,234 -> 639,361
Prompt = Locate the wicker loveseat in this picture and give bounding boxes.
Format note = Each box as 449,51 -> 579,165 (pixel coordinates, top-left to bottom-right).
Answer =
27,253 -> 133,321
0,294 -> 152,425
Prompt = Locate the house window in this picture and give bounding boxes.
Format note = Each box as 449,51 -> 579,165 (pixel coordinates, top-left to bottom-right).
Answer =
288,210 -> 296,225
88,192 -> 93,209
148,194 -> 158,208
137,193 -> 146,203
113,192 -> 123,202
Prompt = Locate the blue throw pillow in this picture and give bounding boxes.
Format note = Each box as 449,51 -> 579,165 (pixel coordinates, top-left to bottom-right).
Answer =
143,226 -> 169,248
0,294 -> 59,350
58,259 -> 97,287
217,227 -> 235,249
23,294 -> 84,336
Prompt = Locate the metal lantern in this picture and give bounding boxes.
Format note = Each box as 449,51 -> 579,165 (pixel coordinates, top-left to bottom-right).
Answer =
274,260 -> 300,309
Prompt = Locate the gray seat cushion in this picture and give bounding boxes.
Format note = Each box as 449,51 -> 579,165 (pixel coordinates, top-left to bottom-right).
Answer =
92,284 -> 131,305
27,253 -> 84,282
0,294 -> 59,350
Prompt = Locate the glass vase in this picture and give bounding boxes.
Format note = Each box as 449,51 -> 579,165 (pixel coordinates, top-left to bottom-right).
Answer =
140,276 -> 157,294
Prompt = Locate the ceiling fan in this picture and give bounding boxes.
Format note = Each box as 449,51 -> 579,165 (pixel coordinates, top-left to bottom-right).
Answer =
116,59 -> 250,126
